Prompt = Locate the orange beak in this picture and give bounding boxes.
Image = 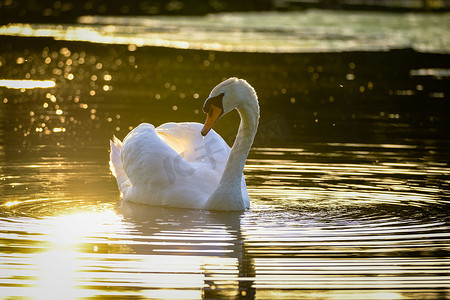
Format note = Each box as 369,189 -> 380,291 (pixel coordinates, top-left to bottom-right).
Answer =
201,104 -> 223,136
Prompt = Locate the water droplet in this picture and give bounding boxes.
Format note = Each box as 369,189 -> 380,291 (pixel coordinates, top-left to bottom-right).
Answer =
60,47 -> 71,57
346,74 -> 355,81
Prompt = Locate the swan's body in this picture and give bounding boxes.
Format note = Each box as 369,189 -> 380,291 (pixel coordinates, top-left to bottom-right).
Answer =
109,78 -> 259,211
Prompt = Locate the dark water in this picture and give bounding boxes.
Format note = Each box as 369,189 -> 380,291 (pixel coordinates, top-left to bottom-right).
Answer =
0,26 -> 450,299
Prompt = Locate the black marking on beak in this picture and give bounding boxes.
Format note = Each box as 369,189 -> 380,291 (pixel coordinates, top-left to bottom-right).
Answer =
203,93 -> 224,114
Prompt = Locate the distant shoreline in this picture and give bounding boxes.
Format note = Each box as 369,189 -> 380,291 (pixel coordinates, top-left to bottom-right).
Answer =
1,0 -> 450,26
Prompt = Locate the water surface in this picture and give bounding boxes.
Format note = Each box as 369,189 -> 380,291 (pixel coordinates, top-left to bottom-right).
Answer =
1,10 -> 450,300
1,10 -> 449,53
1,142 -> 449,299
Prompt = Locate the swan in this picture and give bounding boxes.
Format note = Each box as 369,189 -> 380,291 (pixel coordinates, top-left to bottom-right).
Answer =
109,77 -> 259,211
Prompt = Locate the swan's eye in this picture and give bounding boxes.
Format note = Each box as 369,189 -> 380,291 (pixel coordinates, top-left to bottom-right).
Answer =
203,93 -> 224,114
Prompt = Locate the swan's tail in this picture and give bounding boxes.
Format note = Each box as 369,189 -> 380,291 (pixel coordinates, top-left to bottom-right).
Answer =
109,136 -> 131,197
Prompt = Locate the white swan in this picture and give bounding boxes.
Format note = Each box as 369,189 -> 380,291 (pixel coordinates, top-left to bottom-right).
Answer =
109,77 -> 259,211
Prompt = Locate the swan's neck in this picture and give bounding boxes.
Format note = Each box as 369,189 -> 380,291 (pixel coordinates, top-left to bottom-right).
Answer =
203,97 -> 259,211
220,100 -> 259,187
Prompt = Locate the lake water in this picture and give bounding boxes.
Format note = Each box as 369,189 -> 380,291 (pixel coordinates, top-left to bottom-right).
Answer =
1,10 -> 450,300
1,10 -> 450,53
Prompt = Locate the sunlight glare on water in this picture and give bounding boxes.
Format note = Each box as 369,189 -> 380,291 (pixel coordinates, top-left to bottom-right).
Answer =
1,143 -> 449,299
0,79 -> 56,89
0,10 -> 449,53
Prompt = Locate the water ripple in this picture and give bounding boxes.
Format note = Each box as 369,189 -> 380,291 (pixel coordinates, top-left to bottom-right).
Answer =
0,144 -> 449,298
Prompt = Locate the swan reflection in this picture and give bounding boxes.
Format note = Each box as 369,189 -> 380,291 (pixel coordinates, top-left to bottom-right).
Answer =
118,201 -> 255,298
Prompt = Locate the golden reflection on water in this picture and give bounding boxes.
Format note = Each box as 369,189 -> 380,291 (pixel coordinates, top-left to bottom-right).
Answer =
1,10 -> 449,53
2,209 -> 206,298
0,210 -> 124,299
42,210 -> 121,248
0,144 -> 449,299
4,200 -> 20,207
33,249 -> 80,299
0,206 -> 246,298
33,210 -> 120,299
0,79 -> 56,89
246,146 -> 450,207
0,23 -> 191,51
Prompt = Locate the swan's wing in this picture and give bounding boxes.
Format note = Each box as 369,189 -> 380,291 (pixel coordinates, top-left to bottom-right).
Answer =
121,124 -> 178,201
120,122 -> 234,208
156,122 -> 231,167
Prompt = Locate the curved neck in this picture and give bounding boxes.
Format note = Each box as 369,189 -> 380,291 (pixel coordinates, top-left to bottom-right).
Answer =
219,100 -> 259,186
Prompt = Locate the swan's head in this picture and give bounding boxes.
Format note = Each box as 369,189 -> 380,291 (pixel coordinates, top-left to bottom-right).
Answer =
201,77 -> 258,136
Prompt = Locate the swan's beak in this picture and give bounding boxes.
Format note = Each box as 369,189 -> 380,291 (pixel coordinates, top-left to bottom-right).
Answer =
201,103 -> 223,136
